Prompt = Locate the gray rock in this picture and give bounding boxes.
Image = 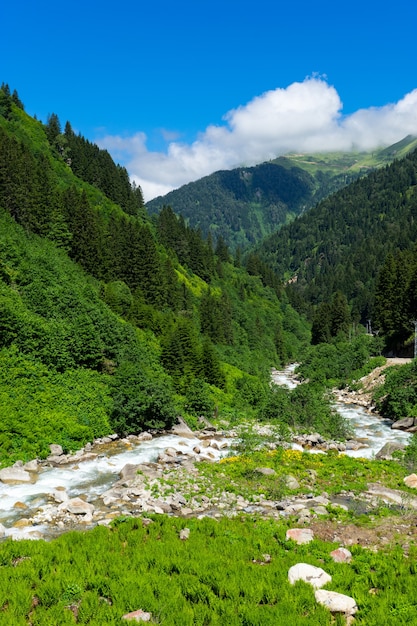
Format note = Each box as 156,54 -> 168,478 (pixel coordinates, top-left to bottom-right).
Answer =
179,527 -> 190,540
62,497 -> 94,516
49,444 -> 64,456
119,464 -> 142,481
254,467 -> 277,476
0,467 -> 33,484
170,417 -> 195,437
391,417 -> 415,431
23,460 -> 39,472
285,475 -> 300,490
375,441 -> 406,459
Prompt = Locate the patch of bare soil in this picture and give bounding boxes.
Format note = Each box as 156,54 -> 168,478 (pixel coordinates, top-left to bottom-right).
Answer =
310,513 -> 417,552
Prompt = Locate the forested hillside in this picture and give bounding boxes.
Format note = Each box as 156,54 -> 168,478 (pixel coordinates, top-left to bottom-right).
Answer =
255,148 -> 417,352
146,138 -> 417,252
0,84 -> 310,466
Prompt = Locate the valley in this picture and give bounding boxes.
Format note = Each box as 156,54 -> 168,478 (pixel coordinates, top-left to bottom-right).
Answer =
1,83 -> 417,623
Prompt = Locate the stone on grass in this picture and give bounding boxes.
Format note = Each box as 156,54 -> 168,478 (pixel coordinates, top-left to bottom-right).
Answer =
330,547 -> 352,563
404,473 -> 417,489
288,563 -> 332,589
254,467 -> 277,476
375,442 -> 405,460
314,589 -> 357,616
122,609 -> 152,622
179,527 -> 190,540
286,528 -> 314,544
285,475 -> 300,490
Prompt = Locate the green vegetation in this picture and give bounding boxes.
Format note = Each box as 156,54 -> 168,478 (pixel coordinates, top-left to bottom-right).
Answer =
297,334 -> 385,388
4,83 -> 417,625
256,145 -> 417,352
0,506 -> 416,625
0,84 -> 311,465
202,448 -> 409,500
147,137 -> 417,252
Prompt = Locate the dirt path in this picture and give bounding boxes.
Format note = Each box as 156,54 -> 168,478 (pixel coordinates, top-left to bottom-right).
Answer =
334,357 -> 412,407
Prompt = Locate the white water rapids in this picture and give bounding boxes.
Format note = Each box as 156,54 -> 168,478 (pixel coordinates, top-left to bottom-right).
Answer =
272,364 -> 411,458
0,365 -> 411,539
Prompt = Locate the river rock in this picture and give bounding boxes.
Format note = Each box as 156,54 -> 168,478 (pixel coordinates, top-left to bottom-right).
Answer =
170,417 -> 195,437
62,497 -> 94,516
0,467 -> 33,484
137,432 -> 153,441
391,417 -> 416,431
314,589 -> 357,616
120,464 -> 142,481
288,563 -> 332,588
23,460 -> 39,472
49,444 -> 64,456
375,442 -> 406,460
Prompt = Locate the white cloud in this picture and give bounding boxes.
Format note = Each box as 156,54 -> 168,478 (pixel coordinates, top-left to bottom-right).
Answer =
96,77 -> 417,202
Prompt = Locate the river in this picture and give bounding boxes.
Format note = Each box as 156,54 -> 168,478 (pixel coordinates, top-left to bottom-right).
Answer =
272,364 -> 411,458
0,365 -> 412,539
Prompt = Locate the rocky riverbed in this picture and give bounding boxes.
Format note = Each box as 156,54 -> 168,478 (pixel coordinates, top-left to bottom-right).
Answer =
1,362 -> 417,545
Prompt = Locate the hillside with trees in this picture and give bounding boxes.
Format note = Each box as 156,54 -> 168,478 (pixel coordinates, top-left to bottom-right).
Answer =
253,147 -> 417,354
146,137 -> 417,251
0,83 -> 313,465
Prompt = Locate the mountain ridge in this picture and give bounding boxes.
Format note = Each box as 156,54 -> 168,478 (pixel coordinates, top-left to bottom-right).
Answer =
146,136 -> 417,251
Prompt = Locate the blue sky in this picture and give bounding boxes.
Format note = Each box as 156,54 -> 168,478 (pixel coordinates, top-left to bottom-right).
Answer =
3,0 -> 417,200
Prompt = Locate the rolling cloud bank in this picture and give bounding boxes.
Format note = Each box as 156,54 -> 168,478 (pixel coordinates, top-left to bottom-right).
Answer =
97,77 -> 417,201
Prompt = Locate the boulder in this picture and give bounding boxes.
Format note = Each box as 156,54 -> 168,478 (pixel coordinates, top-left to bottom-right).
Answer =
314,589 -> 357,616
49,444 -> 64,456
62,497 -> 94,516
286,528 -> 314,544
391,417 -> 416,431
170,417 -> 195,437
254,467 -> 277,476
0,467 -> 32,484
404,473 -> 417,489
288,563 -> 332,589
119,464 -> 141,481
285,475 -> 300,490
23,460 -> 39,472
375,442 -> 406,460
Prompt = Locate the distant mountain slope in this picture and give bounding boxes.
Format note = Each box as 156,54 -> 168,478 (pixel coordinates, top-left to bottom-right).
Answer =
146,137 -> 417,251
255,146 -> 417,337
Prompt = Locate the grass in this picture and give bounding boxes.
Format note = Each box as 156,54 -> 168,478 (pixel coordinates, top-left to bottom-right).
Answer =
0,515 -> 416,625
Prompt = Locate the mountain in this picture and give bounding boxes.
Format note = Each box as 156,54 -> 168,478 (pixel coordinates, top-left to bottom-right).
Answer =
146,136 -> 417,251
0,83 -> 310,466
255,145 -> 417,352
